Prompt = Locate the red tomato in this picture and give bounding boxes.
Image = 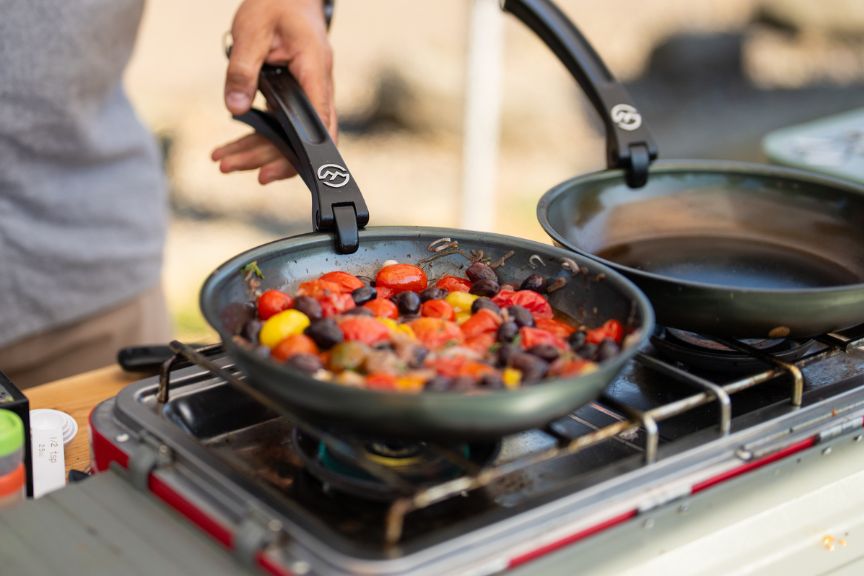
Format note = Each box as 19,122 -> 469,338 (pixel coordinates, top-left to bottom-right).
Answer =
549,358 -> 591,377
520,327 -> 568,350
339,316 -> 391,345
319,293 -> 356,318
492,289 -> 554,319
460,308 -> 502,339
366,373 -> 397,390
257,289 -> 293,320
465,333 -> 497,355
297,279 -> 343,299
420,299 -> 455,320
409,317 -> 464,349
364,298 -> 399,319
376,286 -> 395,300
271,334 -> 319,361
375,264 -> 428,294
319,271 -> 364,293
535,317 -> 577,339
586,319 -> 624,344
427,356 -> 466,378
435,275 -> 471,293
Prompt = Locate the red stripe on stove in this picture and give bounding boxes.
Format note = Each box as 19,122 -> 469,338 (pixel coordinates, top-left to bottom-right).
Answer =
89,410 -> 129,472
691,436 -> 816,495
507,509 -> 637,569
257,551 -> 294,576
149,474 -> 234,549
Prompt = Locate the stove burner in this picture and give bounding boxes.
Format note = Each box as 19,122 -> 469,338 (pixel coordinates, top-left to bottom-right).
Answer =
294,428 -> 500,501
651,327 -> 816,374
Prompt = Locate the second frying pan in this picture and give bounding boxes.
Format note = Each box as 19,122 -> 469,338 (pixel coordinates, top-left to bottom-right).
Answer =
511,0 -> 864,338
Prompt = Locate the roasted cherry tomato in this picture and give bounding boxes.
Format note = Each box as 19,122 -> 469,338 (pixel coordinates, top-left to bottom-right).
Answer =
364,298 -> 399,319
535,317 -> 577,339
465,333 -> 497,355
460,308 -> 503,339
319,271 -> 365,293
365,373 -> 397,390
548,358 -> 594,377
339,316 -> 391,346
586,319 -> 624,344
520,327 -> 568,350
297,279 -> 343,299
493,290 -> 554,319
257,289 -> 293,321
420,299 -> 455,320
319,293 -> 356,318
435,275 -> 472,293
375,264 -> 428,294
272,334 -> 319,361
409,317 -> 464,349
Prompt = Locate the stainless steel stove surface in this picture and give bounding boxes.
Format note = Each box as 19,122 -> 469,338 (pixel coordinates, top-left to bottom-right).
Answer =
90,327 -> 864,575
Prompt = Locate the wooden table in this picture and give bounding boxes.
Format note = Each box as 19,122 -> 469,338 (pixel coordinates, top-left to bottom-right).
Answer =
25,366 -> 143,474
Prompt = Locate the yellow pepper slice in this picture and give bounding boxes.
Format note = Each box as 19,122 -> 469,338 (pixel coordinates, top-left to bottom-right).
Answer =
502,368 -> 522,389
445,291 -> 478,314
260,309 -> 310,348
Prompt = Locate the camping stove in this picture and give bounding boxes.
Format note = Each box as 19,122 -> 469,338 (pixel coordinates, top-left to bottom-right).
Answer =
90,328 -> 864,575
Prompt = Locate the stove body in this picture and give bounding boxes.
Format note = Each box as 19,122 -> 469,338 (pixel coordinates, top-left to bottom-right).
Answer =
90,329 -> 864,575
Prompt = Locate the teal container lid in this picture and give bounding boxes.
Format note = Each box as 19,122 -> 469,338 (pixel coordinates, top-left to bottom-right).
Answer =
0,410 -> 24,458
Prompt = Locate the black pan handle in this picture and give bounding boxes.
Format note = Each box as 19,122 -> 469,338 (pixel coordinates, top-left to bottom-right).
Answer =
502,0 -> 658,187
234,65 -> 369,254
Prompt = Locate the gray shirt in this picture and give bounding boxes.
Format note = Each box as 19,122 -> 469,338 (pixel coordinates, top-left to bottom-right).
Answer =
0,0 -> 167,346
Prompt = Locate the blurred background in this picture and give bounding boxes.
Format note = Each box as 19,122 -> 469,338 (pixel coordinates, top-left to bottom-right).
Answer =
125,0 -> 864,341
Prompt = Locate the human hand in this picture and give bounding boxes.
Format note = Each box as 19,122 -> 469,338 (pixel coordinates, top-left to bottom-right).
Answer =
212,0 -> 335,184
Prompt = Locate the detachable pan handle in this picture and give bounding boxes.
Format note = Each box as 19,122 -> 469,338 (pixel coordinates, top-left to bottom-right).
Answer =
502,0 -> 658,187
234,65 -> 369,254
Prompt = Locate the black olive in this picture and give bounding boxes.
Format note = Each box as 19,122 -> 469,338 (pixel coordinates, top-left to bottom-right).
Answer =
220,302 -> 255,335
479,373 -> 505,390
497,321 -> 519,343
472,297 -> 501,315
425,376 -> 453,392
568,330 -> 587,350
344,307 -> 374,317
394,291 -> 421,315
509,352 -> 548,383
575,343 -> 599,361
497,343 -> 518,367
470,279 -> 500,297
520,274 -> 547,293
285,353 -> 322,374
408,345 -> 429,369
527,344 -> 560,362
242,319 -> 262,344
351,286 -> 377,305
466,262 -> 498,283
507,305 -> 535,328
293,295 -> 323,321
304,318 -> 343,349
596,338 -> 621,362
419,287 -> 447,302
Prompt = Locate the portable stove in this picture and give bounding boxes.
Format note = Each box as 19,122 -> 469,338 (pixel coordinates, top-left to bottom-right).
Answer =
90,327 -> 864,575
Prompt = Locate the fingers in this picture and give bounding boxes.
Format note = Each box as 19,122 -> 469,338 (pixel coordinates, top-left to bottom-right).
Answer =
259,158 -> 298,184
225,3 -> 273,115
287,47 -> 337,140
211,133 -> 266,161
216,141 -> 283,174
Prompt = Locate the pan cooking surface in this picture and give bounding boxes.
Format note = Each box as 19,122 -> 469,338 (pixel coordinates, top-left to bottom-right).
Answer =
598,235 -> 862,289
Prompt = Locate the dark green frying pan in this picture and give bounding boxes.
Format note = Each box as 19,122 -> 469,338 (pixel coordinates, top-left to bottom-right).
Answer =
199,0 -> 654,440
514,0 -> 864,339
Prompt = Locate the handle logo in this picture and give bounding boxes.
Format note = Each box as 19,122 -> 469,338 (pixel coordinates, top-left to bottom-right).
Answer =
317,164 -> 351,188
610,104 -> 642,131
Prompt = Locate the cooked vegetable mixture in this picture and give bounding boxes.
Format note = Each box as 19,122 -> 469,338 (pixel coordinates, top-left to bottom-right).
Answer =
240,262 -> 624,392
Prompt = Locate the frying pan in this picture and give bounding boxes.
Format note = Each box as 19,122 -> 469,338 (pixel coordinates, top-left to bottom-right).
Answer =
516,0 -> 864,339
199,1 -> 654,440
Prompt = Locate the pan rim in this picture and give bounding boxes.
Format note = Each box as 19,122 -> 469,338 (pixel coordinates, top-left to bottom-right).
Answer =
199,225 -> 654,401
537,158 -> 864,295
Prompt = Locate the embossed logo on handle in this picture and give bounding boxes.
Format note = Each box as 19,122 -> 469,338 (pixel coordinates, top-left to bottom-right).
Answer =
610,104 -> 642,131
317,164 -> 351,188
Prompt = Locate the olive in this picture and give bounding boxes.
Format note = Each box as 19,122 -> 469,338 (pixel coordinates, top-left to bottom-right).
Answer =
520,274 -> 547,293
304,318 -> 343,349
394,291 -> 421,315
419,287 -> 447,302
351,286 -> 377,305
472,297 -> 501,315
497,321 -> 519,343
425,375 -> 453,392
242,319 -> 262,344
466,262 -> 498,283
496,343 -> 518,367
575,343 -> 599,361
408,345 -> 429,369
507,305 -> 535,328
293,295 -> 323,321
527,344 -> 560,362
220,302 -> 255,335
479,373 -> 505,390
596,338 -> 621,362
344,307 -> 374,317
509,352 -> 548,383
285,353 -> 322,374
470,279 -> 500,297
568,330 -> 587,350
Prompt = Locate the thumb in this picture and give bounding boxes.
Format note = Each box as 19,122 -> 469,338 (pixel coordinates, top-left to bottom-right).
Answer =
225,11 -> 273,114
